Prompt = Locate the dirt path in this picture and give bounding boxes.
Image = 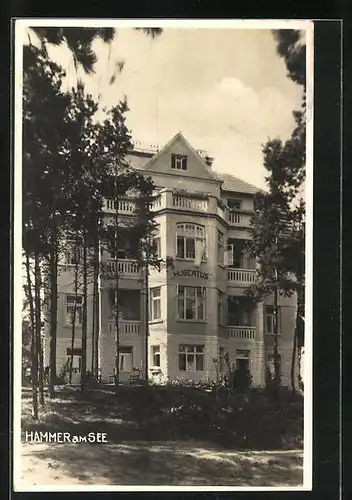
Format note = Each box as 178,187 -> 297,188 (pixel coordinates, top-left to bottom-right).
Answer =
17,441 -> 303,488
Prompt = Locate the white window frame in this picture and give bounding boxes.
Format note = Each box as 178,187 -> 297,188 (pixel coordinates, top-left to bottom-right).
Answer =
265,306 -> 281,335
149,287 -> 161,321
171,154 -> 188,170
151,345 -> 161,368
177,285 -> 206,321
178,344 -> 205,372
119,347 -> 133,372
65,295 -> 83,326
176,223 -> 206,261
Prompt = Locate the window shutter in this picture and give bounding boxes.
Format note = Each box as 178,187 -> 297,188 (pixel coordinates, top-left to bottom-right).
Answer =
171,154 -> 176,169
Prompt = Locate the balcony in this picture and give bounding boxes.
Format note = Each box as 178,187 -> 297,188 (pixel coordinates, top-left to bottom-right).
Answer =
104,190 -> 209,216
105,259 -> 141,278
217,206 -> 252,227
104,199 -> 136,215
228,268 -> 256,286
171,195 -> 208,212
228,326 -> 256,340
108,320 -> 141,336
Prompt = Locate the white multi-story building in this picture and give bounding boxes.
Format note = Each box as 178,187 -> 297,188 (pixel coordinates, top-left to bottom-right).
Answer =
45,132 -> 297,387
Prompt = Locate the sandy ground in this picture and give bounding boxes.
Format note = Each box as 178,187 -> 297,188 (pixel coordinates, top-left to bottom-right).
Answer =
18,441 -> 303,488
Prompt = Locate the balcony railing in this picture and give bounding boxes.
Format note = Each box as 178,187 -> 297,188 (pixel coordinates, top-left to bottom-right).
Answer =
228,268 -> 256,285
228,326 -> 256,340
103,193 -> 252,227
105,259 -> 141,278
108,320 -> 141,335
172,195 -> 208,212
104,199 -> 136,214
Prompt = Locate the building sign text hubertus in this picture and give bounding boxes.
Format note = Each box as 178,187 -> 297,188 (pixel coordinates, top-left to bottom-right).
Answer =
173,269 -> 212,279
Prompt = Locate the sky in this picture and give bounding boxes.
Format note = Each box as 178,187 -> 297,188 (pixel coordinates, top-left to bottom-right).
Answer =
28,26 -> 306,190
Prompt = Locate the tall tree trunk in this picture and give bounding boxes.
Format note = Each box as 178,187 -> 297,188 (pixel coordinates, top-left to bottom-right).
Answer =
144,260 -> 149,385
273,285 -> 280,406
25,252 -> 38,419
113,190 -> 120,390
296,286 -> 305,393
69,243 -> 80,384
91,235 -> 99,378
34,254 -> 45,407
48,236 -> 58,399
81,232 -> 88,389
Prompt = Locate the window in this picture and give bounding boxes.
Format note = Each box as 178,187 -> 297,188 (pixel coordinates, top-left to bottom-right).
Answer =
236,349 -> 250,373
64,241 -> 81,265
119,347 -> 133,372
149,287 -> 161,321
154,237 -> 161,258
176,223 -> 206,261
228,199 -> 242,210
266,354 -> 282,381
171,154 -> 188,170
66,295 -> 83,325
217,230 -> 224,265
151,345 -> 161,367
177,286 -> 205,321
228,298 -> 253,326
218,290 -> 225,325
179,344 -> 204,371
266,306 -> 281,335
109,290 -> 140,320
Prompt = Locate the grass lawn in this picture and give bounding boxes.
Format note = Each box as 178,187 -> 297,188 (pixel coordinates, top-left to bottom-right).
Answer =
18,386 -> 303,488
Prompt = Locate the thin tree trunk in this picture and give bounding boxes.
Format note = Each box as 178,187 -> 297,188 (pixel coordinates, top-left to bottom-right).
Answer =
114,275 -> 120,389
81,232 -> 88,389
34,254 -> 45,407
94,266 -> 100,380
291,329 -> 297,395
25,252 -> 38,419
48,236 -> 58,399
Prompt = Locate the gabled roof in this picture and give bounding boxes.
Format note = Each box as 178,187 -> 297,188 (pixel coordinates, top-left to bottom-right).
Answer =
214,172 -> 260,195
141,132 -> 219,182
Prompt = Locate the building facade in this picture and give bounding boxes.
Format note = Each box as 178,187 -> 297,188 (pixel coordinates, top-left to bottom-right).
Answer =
44,132 -> 297,387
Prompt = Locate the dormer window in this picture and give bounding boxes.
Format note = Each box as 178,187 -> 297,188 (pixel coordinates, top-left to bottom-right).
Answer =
171,154 -> 188,171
